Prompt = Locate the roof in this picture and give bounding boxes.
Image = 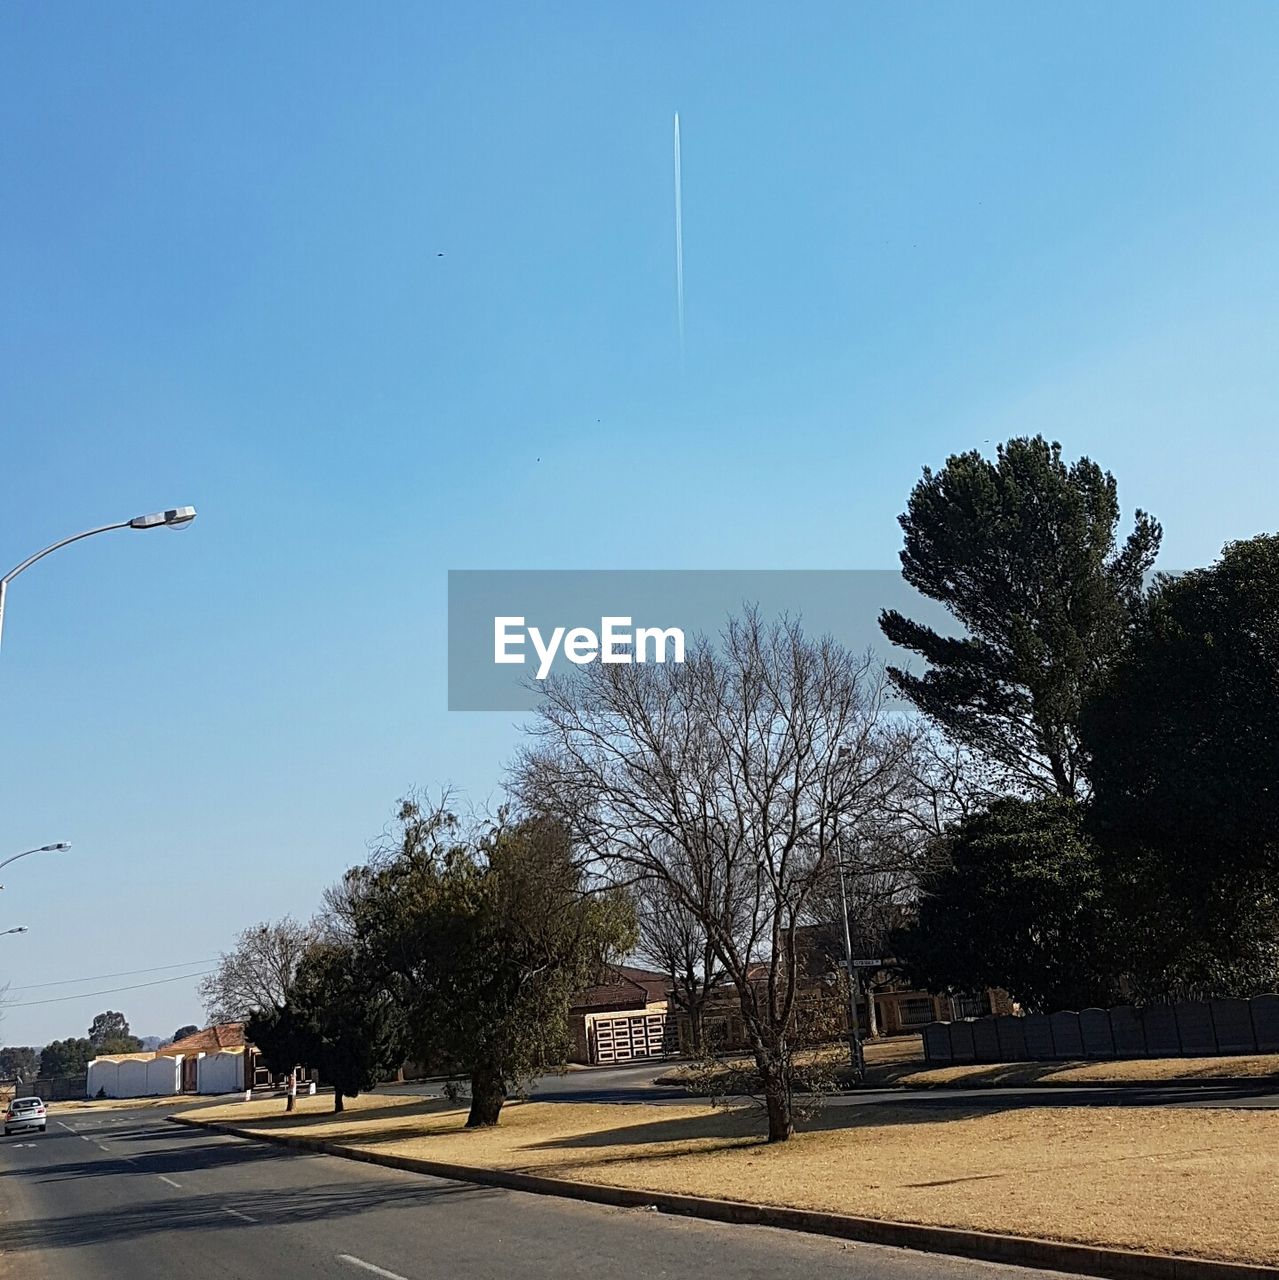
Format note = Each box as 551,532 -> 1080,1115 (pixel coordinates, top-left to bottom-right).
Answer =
156,1023 -> 248,1057
570,965 -> 670,1012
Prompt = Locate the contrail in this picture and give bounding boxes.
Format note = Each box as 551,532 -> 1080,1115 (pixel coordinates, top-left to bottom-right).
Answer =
673,111 -> 685,361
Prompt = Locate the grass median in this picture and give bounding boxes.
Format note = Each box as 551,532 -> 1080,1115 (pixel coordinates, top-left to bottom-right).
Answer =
189,1090 -> 1279,1266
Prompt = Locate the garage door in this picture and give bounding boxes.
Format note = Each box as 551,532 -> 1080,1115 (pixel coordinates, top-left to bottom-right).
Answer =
592,1011 -> 679,1064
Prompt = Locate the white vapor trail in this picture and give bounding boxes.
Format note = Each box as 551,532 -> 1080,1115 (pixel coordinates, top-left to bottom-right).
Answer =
673,111 -> 685,361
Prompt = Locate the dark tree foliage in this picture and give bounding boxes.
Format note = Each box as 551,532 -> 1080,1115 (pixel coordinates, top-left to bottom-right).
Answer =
0,1046 -> 38,1081
244,1004 -> 316,1111
97,1037 -> 144,1054
892,797 -> 1121,1013
39,1037 -> 93,1079
171,1025 -> 200,1044
1082,533 -> 1279,997
87,1010 -> 134,1047
288,941 -> 404,1113
880,436 -> 1161,799
356,802 -> 634,1127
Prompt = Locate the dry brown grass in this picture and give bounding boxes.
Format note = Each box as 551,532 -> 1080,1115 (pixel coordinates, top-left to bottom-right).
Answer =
52,1096 -> 213,1115
190,1090 -> 1279,1265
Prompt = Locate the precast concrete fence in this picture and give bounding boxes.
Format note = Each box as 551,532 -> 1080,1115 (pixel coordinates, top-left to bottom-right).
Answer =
922,994 -> 1279,1064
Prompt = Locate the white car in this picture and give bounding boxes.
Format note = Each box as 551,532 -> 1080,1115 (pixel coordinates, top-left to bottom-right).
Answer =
5,1097 -> 47,1135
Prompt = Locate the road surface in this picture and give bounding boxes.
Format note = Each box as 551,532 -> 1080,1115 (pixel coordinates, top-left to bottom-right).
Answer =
0,1104 -> 1077,1280
386,1058 -> 1279,1110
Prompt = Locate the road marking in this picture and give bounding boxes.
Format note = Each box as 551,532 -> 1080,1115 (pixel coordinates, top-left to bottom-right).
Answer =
57,1122 -> 77,1134
157,1175 -> 182,1189
337,1256 -> 409,1280
222,1207 -> 258,1224
96,1144 -> 110,1152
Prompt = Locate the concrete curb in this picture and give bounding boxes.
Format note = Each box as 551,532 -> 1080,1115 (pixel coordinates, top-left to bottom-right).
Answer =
169,1114 -> 1278,1280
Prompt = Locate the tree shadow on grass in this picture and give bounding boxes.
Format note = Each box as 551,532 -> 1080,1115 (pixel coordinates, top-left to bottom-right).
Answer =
205,1095 -> 462,1133
865,1056 -> 1279,1089
518,1099 -> 986,1161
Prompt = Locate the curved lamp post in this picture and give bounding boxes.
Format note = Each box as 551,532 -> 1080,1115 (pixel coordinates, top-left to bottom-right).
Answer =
0,843 -> 71,889
0,508 -> 196,651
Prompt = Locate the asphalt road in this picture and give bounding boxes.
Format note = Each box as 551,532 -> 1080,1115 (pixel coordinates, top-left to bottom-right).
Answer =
0,1105 -> 1077,1280
386,1058 -> 1279,1110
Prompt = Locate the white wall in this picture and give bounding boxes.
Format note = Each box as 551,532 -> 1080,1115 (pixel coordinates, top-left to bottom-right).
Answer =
86,1058 -> 118,1098
116,1058 -> 148,1096
196,1050 -> 244,1095
86,1054 -> 182,1098
145,1055 -> 181,1095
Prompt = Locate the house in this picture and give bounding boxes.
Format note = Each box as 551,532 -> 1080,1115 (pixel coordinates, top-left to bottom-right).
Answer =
160,1022 -> 320,1091
789,922 -> 1014,1035
668,924 -> 1013,1053
86,1022 -> 319,1099
567,965 -> 680,1065
155,1022 -> 253,1093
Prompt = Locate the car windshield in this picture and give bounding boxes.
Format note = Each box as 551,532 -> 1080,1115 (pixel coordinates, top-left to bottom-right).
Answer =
13,1099 -> 42,1109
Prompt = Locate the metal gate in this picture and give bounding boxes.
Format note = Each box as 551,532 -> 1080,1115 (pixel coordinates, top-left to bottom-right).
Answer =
591,1011 -> 679,1064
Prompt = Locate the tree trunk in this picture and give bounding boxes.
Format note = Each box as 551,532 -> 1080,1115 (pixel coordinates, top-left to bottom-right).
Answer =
285,1069 -> 297,1113
758,1053 -> 793,1143
333,1091 -> 345,1113
685,991 -> 708,1059
689,1012 -> 706,1059
466,1065 -> 505,1127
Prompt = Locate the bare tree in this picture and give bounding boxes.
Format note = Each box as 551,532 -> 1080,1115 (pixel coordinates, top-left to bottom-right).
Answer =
804,810 -> 927,1039
633,872 -> 724,1058
199,917 -> 311,1023
515,611 -> 915,1143
313,871 -> 368,947
900,735 -> 998,839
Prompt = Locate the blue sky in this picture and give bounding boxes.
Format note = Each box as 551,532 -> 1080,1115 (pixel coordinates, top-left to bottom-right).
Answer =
2,2 -> 1277,1044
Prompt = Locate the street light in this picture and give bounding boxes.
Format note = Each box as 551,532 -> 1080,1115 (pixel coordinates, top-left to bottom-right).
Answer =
0,508 -> 197,650
0,843 -> 71,886
0,927 -> 29,936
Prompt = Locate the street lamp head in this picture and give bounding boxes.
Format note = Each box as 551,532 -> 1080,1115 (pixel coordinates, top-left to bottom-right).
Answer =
129,507 -> 197,530
2,926 -> 28,936
39,843 -> 70,852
